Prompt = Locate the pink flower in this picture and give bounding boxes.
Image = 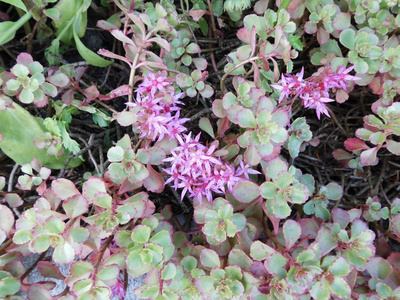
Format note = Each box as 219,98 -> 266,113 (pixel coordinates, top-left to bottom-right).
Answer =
110,277 -> 125,299
136,72 -> 171,96
273,65 -> 359,119
163,134 -> 245,203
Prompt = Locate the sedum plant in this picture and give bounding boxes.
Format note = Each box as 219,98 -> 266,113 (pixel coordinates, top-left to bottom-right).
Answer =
1,0 -> 400,299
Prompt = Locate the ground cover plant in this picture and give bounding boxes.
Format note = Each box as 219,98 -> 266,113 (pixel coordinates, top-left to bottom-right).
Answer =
0,0 -> 400,299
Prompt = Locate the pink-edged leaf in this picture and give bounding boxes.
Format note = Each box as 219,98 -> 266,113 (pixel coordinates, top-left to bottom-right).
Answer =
37,261 -> 65,280
46,73 -> 70,87
61,89 -> 74,105
344,138 -> 370,151
143,165 -> 165,193
0,204 -> 14,235
63,195 -> 89,218
386,140 -> 400,155
188,9 -> 207,21
200,248 -> 220,268
118,178 -> 142,195
96,20 -> 118,31
148,37 -> 171,52
283,220 -> 301,250
232,180 -> 260,203
98,49 -> 132,68
27,283 -> 52,300
52,178 -> 80,200
237,27 -> 252,44
192,58 -> 207,70
332,149 -> 353,161
360,147 -> 379,166
99,84 -> 131,101
83,85 -> 100,101
4,193 -> 23,208
111,29 -> 134,45
16,52 -> 34,66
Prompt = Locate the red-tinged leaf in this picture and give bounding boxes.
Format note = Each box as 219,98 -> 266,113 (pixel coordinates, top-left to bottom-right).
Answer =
28,283 -> 52,300
332,149 -> 353,161
52,178 -> 80,200
344,138 -> 370,151
46,73 -> 70,87
188,9 -> 207,21
237,27 -> 252,44
99,85 -> 131,101
37,261 -> 65,280
143,165 -> 165,193
97,49 -> 132,68
62,89 -> 74,105
83,85 -> 99,101
360,147 -> 379,166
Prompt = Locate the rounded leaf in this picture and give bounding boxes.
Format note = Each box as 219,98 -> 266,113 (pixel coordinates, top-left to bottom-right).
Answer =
131,225 -> 151,244
232,180 -> 260,203
200,248 -> 220,268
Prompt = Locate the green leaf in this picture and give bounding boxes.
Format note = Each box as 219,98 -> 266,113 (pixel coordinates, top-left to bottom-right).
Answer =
199,117 -> 215,139
236,108 -> 256,128
44,216 -> 65,234
181,256 -> 197,271
232,180 -> 260,203
58,122 -> 80,155
265,253 -> 287,274
196,276 -> 214,292
53,241 -> 74,264
250,241 -> 276,260
310,279 -> 330,300
330,277 -> 351,297
93,192 -> 112,209
13,229 -> 32,244
31,235 -> 51,253
161,262 -> 177,280
1,0 -> 27,12
131,225 -> 151,244
0,276 -> 21,298
340,28 -> 356,50
63,195 -> 89,218
73,28 -> 112,67
260,182 -> 277,199
70,261 -> 93,277
283,220 -> 301,250
70,227 -> 90,243
275,172 -> 293,189
200,249 -> 220,268
0,103 -> 81,169
328,257 -> 350,277
386,140 -> 400,155
97,264 -> 119,281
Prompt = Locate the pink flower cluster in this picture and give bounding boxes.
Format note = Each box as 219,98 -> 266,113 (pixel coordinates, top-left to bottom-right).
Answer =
272,65 -> 360,119
163,133 -> 260,203
126,72 -> 189,141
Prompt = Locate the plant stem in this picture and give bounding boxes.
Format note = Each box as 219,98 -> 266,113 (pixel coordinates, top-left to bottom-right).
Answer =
0,11 -> 32,45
